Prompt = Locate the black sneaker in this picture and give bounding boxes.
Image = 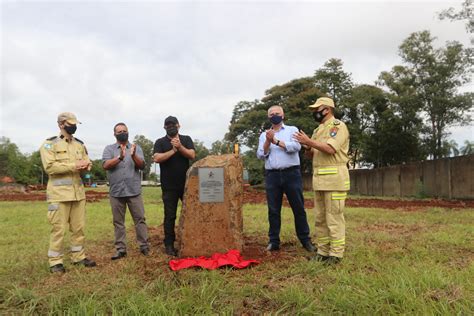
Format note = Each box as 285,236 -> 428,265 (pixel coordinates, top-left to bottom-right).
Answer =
309,253 -> 329,262
324,256 -> 342,265
73,258 -> 97,267
165,245 -> 178,257
111,251 -> 127,260
302,242 -> 316,252
50,263 -> 66,273
265,243 -> 280,251
140,248 -> 150,256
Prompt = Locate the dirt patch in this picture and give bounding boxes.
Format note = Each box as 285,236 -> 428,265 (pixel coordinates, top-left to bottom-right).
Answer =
355,222 -> 429,235
0,190 -> 109,202
243,188 -> 474,210
425,285 -> 463,304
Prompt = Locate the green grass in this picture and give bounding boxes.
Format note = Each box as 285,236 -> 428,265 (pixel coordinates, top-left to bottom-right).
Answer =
1,187 -> 473,314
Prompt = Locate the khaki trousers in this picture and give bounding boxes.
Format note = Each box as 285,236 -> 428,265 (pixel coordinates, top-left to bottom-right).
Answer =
314,191 -> 346,258
47,199 -> 87,266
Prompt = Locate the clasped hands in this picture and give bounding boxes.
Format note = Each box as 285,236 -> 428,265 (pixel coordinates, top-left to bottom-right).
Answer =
118,144 -> 137,160
170,137 -> 182,152
75,159 -> 92,171
265,129 -> 279,145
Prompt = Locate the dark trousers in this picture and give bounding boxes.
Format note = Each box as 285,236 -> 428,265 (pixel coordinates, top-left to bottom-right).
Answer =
162,189 -> 184,246
265,167 -> 311,246
110,194 -> 149,251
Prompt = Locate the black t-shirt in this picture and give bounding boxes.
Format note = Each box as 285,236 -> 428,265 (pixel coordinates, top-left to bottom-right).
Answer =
153,135 -> 195,191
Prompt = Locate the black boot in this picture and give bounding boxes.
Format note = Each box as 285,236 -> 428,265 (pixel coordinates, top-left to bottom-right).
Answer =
50,263 -> 66,273
165,245 -> 178,256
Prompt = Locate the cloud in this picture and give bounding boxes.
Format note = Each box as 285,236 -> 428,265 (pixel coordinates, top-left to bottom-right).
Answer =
1,1 -> 472,158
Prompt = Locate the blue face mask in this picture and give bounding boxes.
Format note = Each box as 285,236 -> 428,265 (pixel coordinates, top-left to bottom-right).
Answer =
269,115 -> 283,125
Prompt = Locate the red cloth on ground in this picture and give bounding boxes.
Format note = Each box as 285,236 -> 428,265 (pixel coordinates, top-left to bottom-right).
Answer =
169,249 -> 260,271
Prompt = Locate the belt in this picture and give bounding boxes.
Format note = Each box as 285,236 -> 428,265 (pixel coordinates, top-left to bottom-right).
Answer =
265,166 -> 300,173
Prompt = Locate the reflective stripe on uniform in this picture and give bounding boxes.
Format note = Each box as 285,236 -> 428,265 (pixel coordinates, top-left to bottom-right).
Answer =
48,250 -> 62,257
331,238 -> 346,245
52,179 -> 73,186
331,193 -> 347,200
48,204 -> 59,211
317,237 -> 330,244
71,245 -> 83,252
317,167 -> 338,175
344,181 -> 350,188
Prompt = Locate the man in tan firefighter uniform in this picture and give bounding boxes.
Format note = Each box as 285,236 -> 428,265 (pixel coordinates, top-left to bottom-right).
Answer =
294,97 -> 349,265
40,112 -> 97,273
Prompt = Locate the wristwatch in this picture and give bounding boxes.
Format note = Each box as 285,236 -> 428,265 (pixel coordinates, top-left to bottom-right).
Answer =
118,155 -> 123,161
275,140 -> 280,147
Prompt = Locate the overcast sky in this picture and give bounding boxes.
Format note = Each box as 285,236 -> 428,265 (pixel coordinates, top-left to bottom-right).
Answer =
1,0 -> 473,159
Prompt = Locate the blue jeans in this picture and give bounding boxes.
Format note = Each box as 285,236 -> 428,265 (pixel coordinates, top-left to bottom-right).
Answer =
265,167 -> 311,246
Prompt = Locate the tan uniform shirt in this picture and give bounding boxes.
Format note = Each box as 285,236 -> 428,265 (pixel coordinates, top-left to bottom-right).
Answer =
40,136 -> 90,202
311,117 -> 350,191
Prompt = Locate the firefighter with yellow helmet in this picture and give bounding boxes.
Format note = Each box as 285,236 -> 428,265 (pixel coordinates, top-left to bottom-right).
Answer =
294,97 -> 350,265
40,112 -> 97,273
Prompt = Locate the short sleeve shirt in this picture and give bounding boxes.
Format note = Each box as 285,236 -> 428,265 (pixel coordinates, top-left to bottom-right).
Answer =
311,118 -> 350,191
102,142 -> 145,197
153,135 -> 195,191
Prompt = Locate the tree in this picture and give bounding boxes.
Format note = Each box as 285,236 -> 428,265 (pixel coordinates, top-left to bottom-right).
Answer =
439,0 -> 474,44
242,150 -> 264,185
226,77 -> 324,180
0,137 -> 42,184
314,58 -> 353,106
193,139 -> 209,162
133,135 -> 154,179
397,30 -> 473,159
441,140 -> 460,157
210,140 -> 233,155
90,159 -> 107,182
460,140 -> 474,154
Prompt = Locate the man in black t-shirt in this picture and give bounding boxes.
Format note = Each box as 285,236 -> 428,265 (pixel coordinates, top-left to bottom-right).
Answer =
153,116 -> 196,256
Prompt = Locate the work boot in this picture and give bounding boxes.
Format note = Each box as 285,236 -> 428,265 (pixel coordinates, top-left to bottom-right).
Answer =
140,247 -> 150,256
265,243 -> 280,251
50,263 -> 66,273
73,258 -> 97,267
111,251 -> 127,260
324,256 -> 342,265
165,245 -> 178,257
309,253 -> 329,262
302,242 -> 316,252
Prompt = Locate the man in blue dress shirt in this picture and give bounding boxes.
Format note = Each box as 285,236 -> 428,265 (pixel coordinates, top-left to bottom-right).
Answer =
257,106 -> 315,252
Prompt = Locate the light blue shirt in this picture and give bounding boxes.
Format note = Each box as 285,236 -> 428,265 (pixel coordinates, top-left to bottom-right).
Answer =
256,124 -> 301,170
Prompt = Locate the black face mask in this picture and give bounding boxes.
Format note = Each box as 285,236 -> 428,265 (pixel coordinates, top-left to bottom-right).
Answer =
166,126 -> 178,137
115,132 -> 129,143
269,115 -> 283,125
64,124 -> 77,135
312,109 -> 327,123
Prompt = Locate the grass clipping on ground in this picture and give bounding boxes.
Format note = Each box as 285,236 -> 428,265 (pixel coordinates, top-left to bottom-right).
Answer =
0,188 -> 473,314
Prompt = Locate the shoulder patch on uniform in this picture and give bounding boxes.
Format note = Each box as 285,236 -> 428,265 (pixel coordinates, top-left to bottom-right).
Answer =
47,136 -> 58,141
329,127 -> 339,138
333,120 -> 341,126
74,137 -> 84,144
43,143 -> 52,149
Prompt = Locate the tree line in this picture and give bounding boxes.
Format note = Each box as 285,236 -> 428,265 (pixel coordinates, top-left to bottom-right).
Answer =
0,135 -> 236,184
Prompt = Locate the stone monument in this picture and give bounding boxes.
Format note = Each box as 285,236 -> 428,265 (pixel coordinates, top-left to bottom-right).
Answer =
178,154 -> 244,257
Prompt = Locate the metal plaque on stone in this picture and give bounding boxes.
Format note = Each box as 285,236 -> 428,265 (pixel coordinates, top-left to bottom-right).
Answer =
199,167 -> 224,203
